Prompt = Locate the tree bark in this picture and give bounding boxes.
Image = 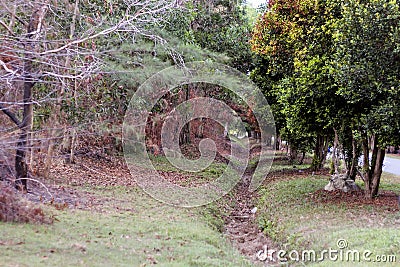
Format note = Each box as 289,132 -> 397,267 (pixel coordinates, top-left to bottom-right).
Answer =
275,136 -> 280,151
370,148 -> 385,197
312,134 -> 328,171
15,76 -> 33,192
288,142 -> 297,163
15,3 -> 48,191
299,151 -> 306,165
179,85 -> 191,145
347,135 -> 358,180
362,133 -> 385,199
332,128 -> 339,174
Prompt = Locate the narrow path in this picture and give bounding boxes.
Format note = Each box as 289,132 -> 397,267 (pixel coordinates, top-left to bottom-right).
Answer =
223,173 -> 278,266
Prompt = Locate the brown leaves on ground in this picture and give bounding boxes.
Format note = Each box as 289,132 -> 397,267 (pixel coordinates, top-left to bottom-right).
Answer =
0,183 -> 53,224
309,189 -> 399,212
50,153 -> 134,187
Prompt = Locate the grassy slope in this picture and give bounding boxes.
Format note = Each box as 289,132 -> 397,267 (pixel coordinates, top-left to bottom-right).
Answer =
0,186 -> 251,267
257,162 -> 400,266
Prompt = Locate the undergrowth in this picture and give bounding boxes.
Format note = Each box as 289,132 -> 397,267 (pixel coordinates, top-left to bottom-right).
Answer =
0,183 -> 53,224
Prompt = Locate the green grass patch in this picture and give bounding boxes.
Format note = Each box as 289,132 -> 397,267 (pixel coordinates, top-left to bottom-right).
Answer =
0,186 -> 251,267
150,155 -> 228,178
380,172 -> 400,193
257,175 -> 400,266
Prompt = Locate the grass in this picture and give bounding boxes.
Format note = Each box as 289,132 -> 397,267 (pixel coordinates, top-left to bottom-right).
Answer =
256,161 -> 400,266
0,186 -> 251,267
3,153 -> 400,266
380,172 -> 400,193
150,155 -> 229,177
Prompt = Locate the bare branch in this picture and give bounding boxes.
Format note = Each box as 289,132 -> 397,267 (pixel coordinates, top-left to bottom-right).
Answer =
0,0 -> 27,27
0,59 -> 19,75
15,177 -> 53,198
40,20 -> 129,56
0,19 -> 14,35
0,103 -> 21,126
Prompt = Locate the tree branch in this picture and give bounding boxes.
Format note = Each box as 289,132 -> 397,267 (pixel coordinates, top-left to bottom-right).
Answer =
0,59 -> 18,75
356,168 -> 365,182
0,103 -> 21,126
0,0 -> 27,27
39,20 -> 127,56
0,19 -> 15,35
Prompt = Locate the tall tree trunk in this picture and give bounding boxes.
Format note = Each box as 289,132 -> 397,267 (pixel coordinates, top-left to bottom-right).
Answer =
347,134 -> 358,180
15,82 -> 33,192
299,151 -> 306,165
275,136 -> 280,151
370,148 -> 385,197
321,136 -> 329,166
288,142 -> 297,164
60,0 -> 80,164
15,3 -> 48,191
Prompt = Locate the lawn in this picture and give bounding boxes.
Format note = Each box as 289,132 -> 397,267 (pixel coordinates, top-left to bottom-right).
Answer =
0,186 -> 252,267
256,161 -> 400,266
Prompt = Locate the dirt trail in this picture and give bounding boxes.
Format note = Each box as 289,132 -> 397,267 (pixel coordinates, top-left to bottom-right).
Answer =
223,172 -> 278,266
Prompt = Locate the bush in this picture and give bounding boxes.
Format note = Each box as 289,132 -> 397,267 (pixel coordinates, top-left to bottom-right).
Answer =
0,183 -> 53,224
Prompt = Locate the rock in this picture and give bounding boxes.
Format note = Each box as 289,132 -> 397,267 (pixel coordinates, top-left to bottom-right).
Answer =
324,174 -> 361,192
344,179 -> 361,192
324,181 -> 335,191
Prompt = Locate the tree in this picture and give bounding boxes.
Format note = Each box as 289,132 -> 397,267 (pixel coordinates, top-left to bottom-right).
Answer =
0,0 -> 180,191
250,0 -> 343,168
251,0 -> 400,198
333,0 -> 400,198
189,0 -> 254,73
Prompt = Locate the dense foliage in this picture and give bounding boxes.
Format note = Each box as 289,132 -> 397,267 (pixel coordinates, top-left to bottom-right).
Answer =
251,0 -> 400,197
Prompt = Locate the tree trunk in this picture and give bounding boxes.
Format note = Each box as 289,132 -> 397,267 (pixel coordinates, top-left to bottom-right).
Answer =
179,85 -> 190,145
332,128 -> 339,175
275,136 -> 280,151
321,136 -> 329,166
15,3 -> 48,191
347,135 -> 358,180
196,118 -> 204,138
15,78 -> 33,191
362,133 -> 385,199
370,148 -> 385,197
288,142 -> 297,164
311,134 -> 328,171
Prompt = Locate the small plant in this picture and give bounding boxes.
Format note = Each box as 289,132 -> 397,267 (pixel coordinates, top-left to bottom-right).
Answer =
0,183 -> 53,224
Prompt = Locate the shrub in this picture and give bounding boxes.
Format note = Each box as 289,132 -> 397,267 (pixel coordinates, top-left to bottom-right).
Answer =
0,183 -> 53,224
